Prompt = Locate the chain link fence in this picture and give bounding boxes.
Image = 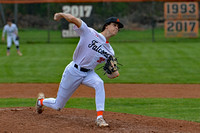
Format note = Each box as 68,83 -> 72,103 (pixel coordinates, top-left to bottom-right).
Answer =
0,2 -> 199,43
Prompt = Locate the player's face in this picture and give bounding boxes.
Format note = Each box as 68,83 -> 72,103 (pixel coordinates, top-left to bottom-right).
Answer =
107,23 -> 119,36
7,21 -> 12,26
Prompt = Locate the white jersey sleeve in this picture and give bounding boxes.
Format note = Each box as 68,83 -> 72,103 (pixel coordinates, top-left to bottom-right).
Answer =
2,25 -> 7,37
73,20 -> 90,36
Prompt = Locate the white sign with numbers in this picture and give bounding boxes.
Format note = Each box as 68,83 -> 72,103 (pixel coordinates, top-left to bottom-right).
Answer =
62,5 -> 93,38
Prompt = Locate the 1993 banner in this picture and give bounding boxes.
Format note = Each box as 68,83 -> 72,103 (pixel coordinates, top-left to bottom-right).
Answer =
164,2 -> 199,20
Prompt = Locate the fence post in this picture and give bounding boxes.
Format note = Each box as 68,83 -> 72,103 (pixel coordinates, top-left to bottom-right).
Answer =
0,4 -> 6,25
151,1 -> 155,42
14,4 -> 18,25
47,3 -> 50,43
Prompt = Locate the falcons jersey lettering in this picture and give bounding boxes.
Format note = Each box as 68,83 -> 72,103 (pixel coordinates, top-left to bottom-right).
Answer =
73,21 -> 115,70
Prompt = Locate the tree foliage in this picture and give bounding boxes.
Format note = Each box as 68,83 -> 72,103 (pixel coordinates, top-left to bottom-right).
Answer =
0,2 -> 164,29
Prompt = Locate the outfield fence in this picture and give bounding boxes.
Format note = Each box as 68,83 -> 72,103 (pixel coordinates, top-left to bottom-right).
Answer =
0,1 -> 200,43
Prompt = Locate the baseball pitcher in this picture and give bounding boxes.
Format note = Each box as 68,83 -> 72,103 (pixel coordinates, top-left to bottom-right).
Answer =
36,13 -> 123,127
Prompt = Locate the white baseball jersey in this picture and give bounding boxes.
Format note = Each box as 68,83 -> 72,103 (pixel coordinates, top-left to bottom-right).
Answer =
73,21 -> 115,70
2,23 -> 18,37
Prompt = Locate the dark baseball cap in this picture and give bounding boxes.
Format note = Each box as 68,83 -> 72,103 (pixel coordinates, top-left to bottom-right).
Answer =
102,17 -> 124,31
7,18 -> 12,22
105,17 -> 124,28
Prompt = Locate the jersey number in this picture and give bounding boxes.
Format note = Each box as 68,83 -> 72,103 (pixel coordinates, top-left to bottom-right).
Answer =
97,57 -> 105,63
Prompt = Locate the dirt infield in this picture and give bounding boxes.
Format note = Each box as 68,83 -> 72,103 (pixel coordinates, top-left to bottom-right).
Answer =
1,83 -> 200,133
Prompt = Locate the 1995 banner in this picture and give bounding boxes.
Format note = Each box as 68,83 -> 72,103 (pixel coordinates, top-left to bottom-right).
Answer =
165,20 -> 199,38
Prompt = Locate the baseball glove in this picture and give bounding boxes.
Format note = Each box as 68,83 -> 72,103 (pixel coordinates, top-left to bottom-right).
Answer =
16,36 -> 20,41
103,55 -> 119,79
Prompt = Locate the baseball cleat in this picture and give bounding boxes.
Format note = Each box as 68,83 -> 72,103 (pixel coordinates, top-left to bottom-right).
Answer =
17,51 -> 23,56
7,51 -> 10,56
36,93 -> 45,114
95,117 -> 109,127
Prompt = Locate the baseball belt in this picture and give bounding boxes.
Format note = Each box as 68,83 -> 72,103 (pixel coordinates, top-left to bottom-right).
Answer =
74,64 -> 90,72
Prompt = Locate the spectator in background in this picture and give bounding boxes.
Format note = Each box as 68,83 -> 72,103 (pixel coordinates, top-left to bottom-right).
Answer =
2,18 -> 22,56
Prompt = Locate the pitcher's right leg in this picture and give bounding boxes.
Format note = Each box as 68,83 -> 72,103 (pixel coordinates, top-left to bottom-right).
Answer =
36,62 -> 84,113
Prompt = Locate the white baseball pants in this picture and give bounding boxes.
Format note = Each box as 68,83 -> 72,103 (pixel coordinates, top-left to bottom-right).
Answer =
43,61 -> 105,111
7,34 -> 19,48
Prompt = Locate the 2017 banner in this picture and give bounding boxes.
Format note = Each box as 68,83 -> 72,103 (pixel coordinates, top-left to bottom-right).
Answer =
165,20 -> 199,38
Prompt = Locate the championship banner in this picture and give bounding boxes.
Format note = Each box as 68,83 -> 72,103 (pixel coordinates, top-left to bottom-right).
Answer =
164,2 -> 199,20
164,2 -> 199,38
61,5 -> 93,38
165,20 -> 199,38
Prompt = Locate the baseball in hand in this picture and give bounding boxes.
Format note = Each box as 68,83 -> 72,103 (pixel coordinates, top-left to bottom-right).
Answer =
54,13 -> 61,21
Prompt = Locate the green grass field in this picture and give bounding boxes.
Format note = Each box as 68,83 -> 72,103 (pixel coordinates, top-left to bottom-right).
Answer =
1,29 -> 200,83
1,28 -> 200,123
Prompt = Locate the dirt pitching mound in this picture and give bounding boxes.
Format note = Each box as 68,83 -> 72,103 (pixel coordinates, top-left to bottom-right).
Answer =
1,83 -> 200,132
1,107 -> 200,133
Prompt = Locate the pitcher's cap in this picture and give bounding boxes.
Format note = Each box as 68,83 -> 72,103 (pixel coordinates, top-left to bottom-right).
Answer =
7,18 -> 12,22
104,17 -> 124,28
101,17 -> 124,31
